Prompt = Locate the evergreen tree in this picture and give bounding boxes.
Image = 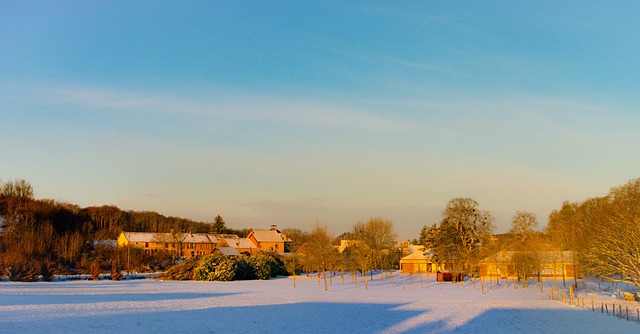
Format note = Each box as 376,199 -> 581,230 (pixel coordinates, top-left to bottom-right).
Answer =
211,214 -> 227,234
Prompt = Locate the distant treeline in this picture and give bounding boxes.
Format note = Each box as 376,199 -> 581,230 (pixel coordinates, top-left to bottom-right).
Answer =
0,179 -> 247,281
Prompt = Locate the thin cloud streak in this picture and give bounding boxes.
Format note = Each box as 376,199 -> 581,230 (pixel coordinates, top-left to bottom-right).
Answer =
29,84 -> 418,135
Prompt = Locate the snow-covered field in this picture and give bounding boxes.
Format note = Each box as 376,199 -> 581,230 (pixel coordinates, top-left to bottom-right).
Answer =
1,273 -> 639,333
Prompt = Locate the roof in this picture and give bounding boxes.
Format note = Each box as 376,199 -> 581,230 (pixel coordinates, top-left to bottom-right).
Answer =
121,232 -> 237,244
216,238 -> 256,249
250,229 -> 285,243
123,232 -> 172,243
216,247 -> 240,256
182,233 -> 219,244
401,252 -> 431,261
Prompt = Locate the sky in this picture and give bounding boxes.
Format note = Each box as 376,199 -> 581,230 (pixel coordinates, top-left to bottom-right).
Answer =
1,1 -> 639,239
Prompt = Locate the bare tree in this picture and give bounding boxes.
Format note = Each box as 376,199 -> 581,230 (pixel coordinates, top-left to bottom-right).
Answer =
304,222 -> 335,291
510,211 -> 538,245
353,217 -> 397,274
546,201 -> 582,289
582,179 -> 640,288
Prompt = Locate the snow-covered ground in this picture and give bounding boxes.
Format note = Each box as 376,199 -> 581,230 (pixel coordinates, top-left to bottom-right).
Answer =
1,272 -> 639,333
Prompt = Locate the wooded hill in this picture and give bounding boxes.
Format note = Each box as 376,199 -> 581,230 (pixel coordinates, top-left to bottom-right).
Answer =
0,179 -> 246,281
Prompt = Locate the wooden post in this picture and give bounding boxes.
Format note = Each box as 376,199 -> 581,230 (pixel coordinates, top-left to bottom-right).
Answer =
626,306 -> 629,321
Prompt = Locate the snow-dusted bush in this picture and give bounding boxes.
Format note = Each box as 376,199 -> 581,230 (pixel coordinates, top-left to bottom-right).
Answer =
234,254 -> 253,280
194,254 -> 238,281
170,252 -> 286,282
164,256 -> 200,280
249,252 -> 278,280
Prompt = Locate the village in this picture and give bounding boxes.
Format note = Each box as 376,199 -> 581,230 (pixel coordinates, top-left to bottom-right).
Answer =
114,224 -> 577,285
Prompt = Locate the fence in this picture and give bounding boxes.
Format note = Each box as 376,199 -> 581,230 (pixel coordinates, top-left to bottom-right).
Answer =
549,285 -> 640,325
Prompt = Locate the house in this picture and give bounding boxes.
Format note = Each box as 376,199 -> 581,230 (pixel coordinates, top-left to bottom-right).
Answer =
246,225 -> 291,254
117,232 -> 178,255
181,233 -> 219,257
399,251 -> 436,273
479,250 -> 577,279
117,231 -> 220,258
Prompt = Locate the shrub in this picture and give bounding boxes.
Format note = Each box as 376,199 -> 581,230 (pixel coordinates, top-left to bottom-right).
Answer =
90,262 -> 100,280
194,254 -> 238,281
111,260 -> 122,281
7,258 -> 40,282
234,255 -> 253,280
165,256 -> 201,280
250,252 -> 278,280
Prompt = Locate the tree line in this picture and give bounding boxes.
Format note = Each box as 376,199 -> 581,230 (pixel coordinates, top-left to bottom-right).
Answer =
0,179 -> 246,281
417,178 -> 640,289
2,177 -> 639,288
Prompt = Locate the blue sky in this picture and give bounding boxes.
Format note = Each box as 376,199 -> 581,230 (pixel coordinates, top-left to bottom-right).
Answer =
2,1 -> 639,239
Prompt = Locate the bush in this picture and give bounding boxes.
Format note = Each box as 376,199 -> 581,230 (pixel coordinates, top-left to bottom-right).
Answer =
250,252 -> 278,280
111,260 -> 122,281
176,252 -> 287,282
194,254 -> 238,281
90,262 -> 100,280
234,255 -> 253,280
165,256 -> 201,280
7,258 -> 40,282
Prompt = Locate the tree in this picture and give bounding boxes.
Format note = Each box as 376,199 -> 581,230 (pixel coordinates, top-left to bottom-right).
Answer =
281,227 -> 308,253
303,222 -> 335,291
211,214 -> 227,234
353,217 -> 397,273
418,223 -> 439,250
582,178 -> 640,288
510,211 -> 538,245
546,201 -> 582,288
427,198 -> 495,275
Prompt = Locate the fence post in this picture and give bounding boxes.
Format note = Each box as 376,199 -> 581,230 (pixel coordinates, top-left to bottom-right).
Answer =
626,306 -> 628,321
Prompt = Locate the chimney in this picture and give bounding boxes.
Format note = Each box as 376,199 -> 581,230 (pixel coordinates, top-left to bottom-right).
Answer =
270,224 -> 278,231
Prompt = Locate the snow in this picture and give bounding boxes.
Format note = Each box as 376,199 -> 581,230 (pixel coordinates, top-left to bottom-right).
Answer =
1,273 -> 639,333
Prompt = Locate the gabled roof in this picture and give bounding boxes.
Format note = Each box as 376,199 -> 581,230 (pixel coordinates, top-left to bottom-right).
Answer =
401,252 -> 431,261
216,247 -> 240,256
182,233 -> 219,244
217,237 -> 255,249
122,232 -> 172,243
250,229 -> 285,243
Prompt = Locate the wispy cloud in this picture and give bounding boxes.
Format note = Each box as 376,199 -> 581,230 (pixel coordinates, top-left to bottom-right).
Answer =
21,83 -> 419,134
